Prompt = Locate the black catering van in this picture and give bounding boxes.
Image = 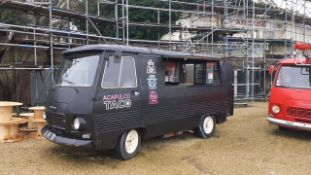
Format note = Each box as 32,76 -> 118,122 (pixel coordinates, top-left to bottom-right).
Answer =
43,45 -> 234,160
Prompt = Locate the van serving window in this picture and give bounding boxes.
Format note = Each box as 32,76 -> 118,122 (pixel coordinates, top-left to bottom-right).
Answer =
164,61 -> 220,86
101,56 -> 137,88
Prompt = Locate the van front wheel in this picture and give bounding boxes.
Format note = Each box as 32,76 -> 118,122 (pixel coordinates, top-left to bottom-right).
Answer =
195,115 -> 216,139
116,129 -> 141,160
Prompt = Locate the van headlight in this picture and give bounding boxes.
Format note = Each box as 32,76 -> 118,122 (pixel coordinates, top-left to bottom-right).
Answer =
72,117 -> 86,131
272,105 -> 280,114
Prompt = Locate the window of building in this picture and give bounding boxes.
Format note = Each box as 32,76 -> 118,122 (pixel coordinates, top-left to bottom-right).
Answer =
164,60 -> 220,86
101,56 -> 137,88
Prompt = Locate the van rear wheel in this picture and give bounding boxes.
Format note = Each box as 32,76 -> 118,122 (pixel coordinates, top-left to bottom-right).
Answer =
116,129 -> 141,160
195,115 -> 216,139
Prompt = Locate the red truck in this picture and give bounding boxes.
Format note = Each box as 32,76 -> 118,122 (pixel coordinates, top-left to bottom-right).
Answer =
268,43 -> 311,131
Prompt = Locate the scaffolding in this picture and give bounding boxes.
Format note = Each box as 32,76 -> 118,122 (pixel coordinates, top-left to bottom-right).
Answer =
0,0 -> 311,105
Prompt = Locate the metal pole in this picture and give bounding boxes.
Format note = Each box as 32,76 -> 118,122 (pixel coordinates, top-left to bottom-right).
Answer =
35,71 -> 38,103
284,0 -> 288,58
49,0 -> 54,81
263,0 -> 267,99
292,0 -> 296,42
303,0 -> 306,43
126,0 -> 129,46
115,0 -> 119,38
245,0 -> 250,100
251,0 -> 255,101
33,14 -> 37,67
97,0 -> 100,16
234,70 -> 238,98
122,0 -> 125,43
211,0 -> 214,55
67,0 -> 71,48
169,0 -> 172,51
158,10 -> 160,48
85,0 -> 89,45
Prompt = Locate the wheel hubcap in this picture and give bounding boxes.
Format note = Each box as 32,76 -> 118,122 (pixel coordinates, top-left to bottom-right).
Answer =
203,116 -> 214,134
125,130 -> 139,154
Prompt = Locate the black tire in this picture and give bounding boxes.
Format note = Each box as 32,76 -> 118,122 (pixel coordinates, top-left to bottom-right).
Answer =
195,115 -> 216,139
116,129 -> 141,160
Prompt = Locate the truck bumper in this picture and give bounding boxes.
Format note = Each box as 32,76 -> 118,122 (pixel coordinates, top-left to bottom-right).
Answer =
268,116 -> 311,131
42,126 -> 93,149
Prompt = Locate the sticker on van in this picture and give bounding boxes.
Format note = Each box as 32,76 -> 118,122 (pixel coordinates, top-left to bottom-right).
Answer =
147,60 -> 156,74
149,91 -> 158,104
147,75 -> 157,90
103,94 -> 132,110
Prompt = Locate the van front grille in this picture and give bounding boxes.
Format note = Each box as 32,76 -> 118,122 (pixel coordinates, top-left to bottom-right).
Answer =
287,107 -> 311,119
46,112 -> 66,129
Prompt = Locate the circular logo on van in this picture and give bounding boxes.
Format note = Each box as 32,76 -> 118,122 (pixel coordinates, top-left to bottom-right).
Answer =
147,75 -> 157,90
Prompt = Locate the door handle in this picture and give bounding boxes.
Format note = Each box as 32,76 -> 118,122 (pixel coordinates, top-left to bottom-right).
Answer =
132,90 -> 140,96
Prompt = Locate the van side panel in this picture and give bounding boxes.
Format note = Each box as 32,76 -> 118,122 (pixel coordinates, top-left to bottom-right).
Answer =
138,57 -> 229,138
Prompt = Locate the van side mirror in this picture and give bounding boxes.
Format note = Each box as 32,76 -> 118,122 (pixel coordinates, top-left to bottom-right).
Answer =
269,65 -> 275,75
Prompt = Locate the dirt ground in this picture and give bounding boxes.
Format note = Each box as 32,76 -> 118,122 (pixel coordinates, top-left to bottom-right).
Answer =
0,102 -> 311,175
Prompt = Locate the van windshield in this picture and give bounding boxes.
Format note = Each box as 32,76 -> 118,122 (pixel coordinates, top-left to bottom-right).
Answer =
57,55 -> 100,87
276,66 -> 311,89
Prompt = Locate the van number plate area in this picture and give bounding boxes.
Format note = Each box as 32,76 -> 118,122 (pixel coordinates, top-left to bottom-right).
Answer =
44,130 -> 56,141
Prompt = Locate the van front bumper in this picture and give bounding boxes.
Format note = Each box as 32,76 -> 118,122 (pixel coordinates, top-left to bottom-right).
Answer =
42,126 -> 93,149
268,116 -> 311,131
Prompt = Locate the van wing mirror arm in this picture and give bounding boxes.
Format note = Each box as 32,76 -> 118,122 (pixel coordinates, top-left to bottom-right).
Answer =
102,50 -> 109,61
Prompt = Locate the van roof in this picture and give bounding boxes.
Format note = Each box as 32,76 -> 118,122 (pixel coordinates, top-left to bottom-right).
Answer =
63,44 -> 223,61
279,58 -> 311,65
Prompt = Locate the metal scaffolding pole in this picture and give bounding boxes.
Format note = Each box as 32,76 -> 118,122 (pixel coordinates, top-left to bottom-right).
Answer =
284,0 -> 288,58
126,0 -> 129,46
157,10 -> 161,48
85,0 -> 89,45
245,0 -> 250,100
33,14 -> 37,67
97,0 -> 100,16
49,0 -> 54,81
115,0 -> 119,38
263,0 -> 268,99
169,0 -> 172,51
303,0 -> 306,42
122,0 -> 125,44
211,0 -> 214,55
251,0 -> 255,101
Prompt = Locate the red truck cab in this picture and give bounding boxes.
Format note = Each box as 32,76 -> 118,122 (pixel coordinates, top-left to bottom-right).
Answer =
268,43 -> 311,131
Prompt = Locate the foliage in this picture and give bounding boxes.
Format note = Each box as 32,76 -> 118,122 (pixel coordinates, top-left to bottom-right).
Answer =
0,9 -> 29,25
0,0 -> 198,40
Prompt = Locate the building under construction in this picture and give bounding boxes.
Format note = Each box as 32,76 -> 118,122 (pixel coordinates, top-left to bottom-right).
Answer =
0,0 -> 311,105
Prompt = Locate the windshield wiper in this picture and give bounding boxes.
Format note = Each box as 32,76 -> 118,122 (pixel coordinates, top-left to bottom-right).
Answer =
62,79 -> 80,93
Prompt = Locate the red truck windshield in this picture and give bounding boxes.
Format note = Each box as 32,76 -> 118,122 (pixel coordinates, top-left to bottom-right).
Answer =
276,66 -> 311,89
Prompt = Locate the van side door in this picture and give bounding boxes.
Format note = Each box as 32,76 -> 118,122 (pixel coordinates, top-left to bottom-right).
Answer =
92,54 -> 141,145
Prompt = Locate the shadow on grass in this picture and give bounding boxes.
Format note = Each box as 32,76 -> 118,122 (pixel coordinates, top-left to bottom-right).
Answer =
46,144 -> 122,167
43,131 -> 198,166
271,128 -> 311,141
